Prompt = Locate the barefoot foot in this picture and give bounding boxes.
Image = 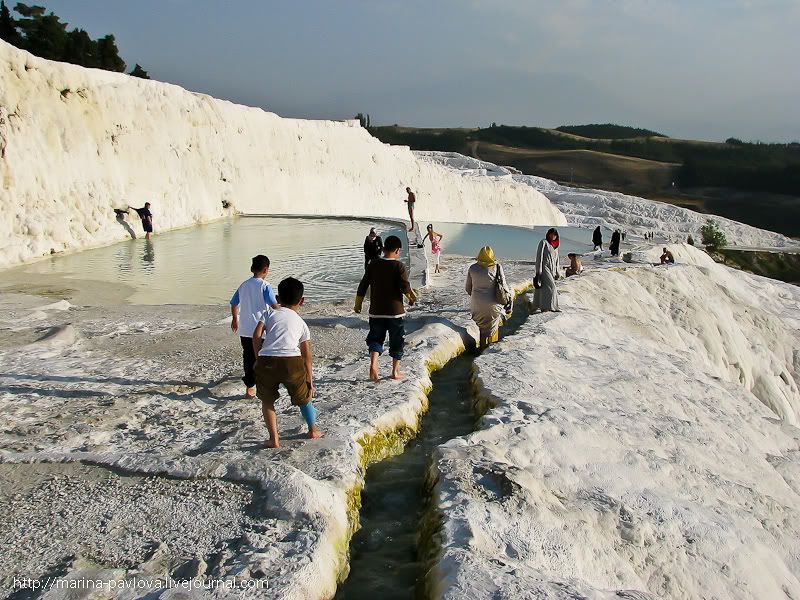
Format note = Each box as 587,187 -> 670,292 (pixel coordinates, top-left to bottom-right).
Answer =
391,371 -> 405,381
369,367 -> 379,382
265,438 -> 280,448
307,427 -> 324,439
246,386 -> 256,398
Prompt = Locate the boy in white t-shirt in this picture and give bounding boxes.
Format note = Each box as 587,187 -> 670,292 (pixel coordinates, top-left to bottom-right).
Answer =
252,277 -> 322,448
230,255 -> 279,398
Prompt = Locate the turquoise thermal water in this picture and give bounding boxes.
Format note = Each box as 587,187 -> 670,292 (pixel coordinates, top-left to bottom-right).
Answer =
1,217 -> 595,305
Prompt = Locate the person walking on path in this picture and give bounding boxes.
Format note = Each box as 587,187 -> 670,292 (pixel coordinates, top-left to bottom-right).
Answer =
592,226 -> 603,251
363,227 -> 383,272
354,235 -> 418,382
465,246 -> 512,349
230,255 -> 280,398
252,277 -> 322,447
405,187 -> 416,232
423,224 -> 444,274
609,230 -> 621,256
131,203 -> 153,240
533,228 -> 561,312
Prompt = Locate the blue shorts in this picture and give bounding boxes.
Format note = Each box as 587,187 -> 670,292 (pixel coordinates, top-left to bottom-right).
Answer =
366,317 -> 405,360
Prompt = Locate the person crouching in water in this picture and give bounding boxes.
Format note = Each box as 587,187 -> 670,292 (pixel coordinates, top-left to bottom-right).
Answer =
533,228 -> 561,312
465,246 -> 511,349
252,277 -> 322,448
565,253 -> 583,277
354,235 -> 418,381
230,255 -> 279,398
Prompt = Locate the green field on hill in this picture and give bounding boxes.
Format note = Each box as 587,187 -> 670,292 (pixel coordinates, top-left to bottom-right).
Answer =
369,124 -> 800,238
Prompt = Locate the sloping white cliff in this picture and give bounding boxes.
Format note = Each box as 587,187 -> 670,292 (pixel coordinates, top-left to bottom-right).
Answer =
0,40 -> 564,269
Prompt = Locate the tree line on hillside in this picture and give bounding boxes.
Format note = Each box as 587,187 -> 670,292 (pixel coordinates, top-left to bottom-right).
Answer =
555,123 -> 666,139
0,1 -> 149,78
368,124 -> 800,196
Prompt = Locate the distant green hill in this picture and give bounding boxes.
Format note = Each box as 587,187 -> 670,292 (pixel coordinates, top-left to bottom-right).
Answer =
556,123 -> 666,139
369,124 -> 800,196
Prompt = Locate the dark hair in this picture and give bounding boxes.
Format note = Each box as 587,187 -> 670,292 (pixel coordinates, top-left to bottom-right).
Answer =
546,228 -> 559,240
251,254 -> 270,273
384,235 -> 402,253
426,224 -> 433,230
278,277 -> 304,306
144,202 -> 151,207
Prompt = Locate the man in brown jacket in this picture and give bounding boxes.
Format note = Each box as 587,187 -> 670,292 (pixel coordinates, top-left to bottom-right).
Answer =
354,235 -> 418,381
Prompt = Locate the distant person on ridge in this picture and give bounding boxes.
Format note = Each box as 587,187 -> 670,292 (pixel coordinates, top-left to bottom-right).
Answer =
609,230 -> 621,256
533,228 -> 561,312
130,202 -> 153,240
252,277 -> 322,447
363,227 -> 383,272
423,224 -> 444,274
230,255 -> 279,398
354,235 -> 418,382
405,187 -> 416,232
592,226 -> 603,251
660,247 -> 675,264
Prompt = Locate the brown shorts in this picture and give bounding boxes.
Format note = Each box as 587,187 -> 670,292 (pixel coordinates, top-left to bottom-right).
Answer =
254,356 -> 311,406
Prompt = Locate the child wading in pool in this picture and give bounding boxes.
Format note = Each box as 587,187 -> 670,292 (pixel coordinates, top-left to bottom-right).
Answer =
253,277 -> 322,447
230,255 -> 279,398
354,235 -> 418,381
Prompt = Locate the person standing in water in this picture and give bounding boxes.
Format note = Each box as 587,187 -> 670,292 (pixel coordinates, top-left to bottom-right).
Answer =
592,226 -> 603,251
363,227 -> 383,272
405,187 -> 416,232
423,224 -> 444,274
533,228 -> 561,312
131,202 -> 153,240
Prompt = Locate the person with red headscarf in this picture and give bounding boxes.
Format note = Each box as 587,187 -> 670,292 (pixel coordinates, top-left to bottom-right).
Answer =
533,227 -> 561,312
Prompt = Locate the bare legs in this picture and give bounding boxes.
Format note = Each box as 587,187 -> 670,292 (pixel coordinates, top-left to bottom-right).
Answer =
368,352 -> 404,381
369,352 -> 379,382
261,400 -> 279,448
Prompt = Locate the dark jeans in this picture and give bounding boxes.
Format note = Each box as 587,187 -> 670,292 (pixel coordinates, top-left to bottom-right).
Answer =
240,336 -> 257,388
366,317 -> 405,360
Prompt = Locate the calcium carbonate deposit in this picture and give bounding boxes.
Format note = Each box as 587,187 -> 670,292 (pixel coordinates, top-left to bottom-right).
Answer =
430,246 -> 800,599
1,37 -> 799,600
0,40 -> 562,270
417,151 -> 797,249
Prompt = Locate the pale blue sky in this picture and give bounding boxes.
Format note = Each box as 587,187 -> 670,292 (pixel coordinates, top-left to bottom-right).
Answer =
21,1 -> 800,141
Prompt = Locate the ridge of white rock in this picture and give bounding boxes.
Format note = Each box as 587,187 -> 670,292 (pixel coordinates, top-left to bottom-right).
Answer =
0,40 -> 563,269
417,151 -> 797,249
428,244 -> 800,599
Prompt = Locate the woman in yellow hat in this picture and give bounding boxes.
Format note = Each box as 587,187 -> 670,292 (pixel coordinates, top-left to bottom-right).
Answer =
465,246 -> 511,348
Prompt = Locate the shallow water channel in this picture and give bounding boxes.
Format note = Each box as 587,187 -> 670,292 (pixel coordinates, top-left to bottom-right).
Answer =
335,300 -> 531,599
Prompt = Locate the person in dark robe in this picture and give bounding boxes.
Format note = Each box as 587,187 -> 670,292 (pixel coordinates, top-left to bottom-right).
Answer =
592,226 -> 603,251
363,228 -> 383,272
609,230 -> 621,256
